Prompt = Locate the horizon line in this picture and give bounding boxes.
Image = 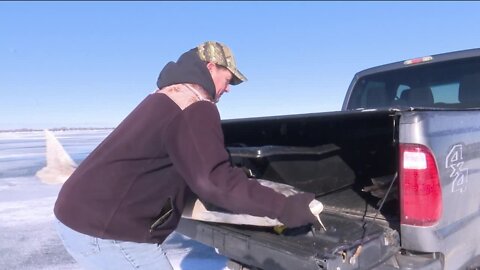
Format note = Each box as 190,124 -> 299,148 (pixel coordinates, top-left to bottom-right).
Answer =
0,127 -> 115,133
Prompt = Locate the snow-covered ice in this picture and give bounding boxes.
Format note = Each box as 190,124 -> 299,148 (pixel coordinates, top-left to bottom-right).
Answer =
0,130 -> 229,270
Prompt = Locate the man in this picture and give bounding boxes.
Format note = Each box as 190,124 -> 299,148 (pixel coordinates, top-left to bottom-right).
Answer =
54,41 -> 319,269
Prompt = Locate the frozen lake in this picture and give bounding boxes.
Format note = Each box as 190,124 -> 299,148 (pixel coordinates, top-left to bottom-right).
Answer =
0,130 -> 229,270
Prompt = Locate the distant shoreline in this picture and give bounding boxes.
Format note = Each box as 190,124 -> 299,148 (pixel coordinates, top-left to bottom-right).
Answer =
0,127 -> 114,133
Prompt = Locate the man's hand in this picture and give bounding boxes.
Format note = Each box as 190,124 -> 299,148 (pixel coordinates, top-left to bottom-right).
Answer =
278,193 -> 320,228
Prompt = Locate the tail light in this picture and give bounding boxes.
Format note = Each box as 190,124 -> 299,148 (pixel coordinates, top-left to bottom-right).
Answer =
399,143 -> 442,226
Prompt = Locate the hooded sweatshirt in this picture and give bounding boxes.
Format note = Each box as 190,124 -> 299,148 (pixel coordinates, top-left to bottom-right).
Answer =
53,48 -> 298,244
157,49 -> 217,99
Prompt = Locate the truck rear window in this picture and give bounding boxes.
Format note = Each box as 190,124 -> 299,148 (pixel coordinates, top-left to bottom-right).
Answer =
347,57 -> 480,110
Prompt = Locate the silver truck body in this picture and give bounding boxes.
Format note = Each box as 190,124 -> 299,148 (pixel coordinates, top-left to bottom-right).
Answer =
399,111 -> 480,269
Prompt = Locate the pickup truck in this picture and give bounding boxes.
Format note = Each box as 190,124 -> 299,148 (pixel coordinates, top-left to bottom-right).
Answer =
176,48 -> 480,270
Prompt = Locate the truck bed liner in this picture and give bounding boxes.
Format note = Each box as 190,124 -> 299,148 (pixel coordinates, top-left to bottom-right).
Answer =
320,187 -> 399,225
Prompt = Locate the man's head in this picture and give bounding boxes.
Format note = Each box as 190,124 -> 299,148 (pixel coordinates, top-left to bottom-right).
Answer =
197,41 -> 247,101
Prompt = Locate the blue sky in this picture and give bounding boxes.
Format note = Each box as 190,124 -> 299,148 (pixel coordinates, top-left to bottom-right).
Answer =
1,1 -> 480,130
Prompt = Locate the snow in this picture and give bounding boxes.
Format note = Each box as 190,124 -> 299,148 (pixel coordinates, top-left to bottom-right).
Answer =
0,130 -> 229,270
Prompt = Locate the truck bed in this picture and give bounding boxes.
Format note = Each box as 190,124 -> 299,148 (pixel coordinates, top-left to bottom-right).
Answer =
177,110 -> 402,269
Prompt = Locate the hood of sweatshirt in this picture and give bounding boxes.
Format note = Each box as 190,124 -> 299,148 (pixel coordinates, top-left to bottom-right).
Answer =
156,49 -> 216,100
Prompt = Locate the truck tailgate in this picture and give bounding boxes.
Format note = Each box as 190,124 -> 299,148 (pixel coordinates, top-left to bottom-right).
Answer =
177,213 -> 400,270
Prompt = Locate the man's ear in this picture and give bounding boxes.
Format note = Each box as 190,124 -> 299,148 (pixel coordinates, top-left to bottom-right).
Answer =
206,62 -> 216,72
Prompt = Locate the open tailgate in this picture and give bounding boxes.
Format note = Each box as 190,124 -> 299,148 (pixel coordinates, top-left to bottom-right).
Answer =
177,212 -> 400,270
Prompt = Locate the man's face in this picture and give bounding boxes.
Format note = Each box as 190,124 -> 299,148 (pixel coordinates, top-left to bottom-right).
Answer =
209,64 -> 233,102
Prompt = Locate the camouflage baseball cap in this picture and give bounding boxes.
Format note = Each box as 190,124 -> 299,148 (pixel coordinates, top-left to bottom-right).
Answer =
197,41 -> 247,85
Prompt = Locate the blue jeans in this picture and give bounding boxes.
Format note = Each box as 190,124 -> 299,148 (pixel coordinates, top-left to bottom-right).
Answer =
55,219 -> 174,270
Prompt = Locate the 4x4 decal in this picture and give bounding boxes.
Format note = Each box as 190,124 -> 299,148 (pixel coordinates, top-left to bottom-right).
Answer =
446,144 -> 469,193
